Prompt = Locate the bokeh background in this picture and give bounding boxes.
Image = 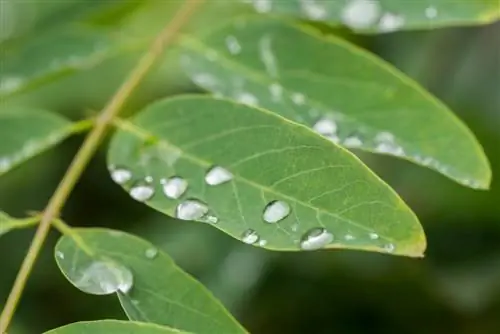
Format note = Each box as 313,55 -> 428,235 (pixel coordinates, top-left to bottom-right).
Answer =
1,1 -> 499,333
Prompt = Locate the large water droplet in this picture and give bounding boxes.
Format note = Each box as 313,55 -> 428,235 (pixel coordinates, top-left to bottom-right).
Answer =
205,166 -> 233,186
74,261 -> 133,295
300,228 -> 334,250
110,166 -> 132,185
145,248 -> 158,259
129,181 -> 155,202
242,229 -> 260,244
176,199 -> 209,221
341,0 -> 381,29
263,200 -> 291,223
161,176 -> 188,199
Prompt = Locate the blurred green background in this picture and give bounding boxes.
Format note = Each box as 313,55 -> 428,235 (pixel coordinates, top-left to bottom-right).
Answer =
1,1 -> 499,333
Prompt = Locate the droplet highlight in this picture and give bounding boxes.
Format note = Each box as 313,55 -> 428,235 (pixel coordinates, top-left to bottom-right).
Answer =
263,200 -> 291,223
205,166 -> 233,186
176,199 -> 209,221
300,228 -> 334,250
161,176 -> 188,199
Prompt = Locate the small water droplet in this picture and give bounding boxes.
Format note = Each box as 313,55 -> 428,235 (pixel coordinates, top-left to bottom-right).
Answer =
291,92 -> 306,105
343,136 -> 363,148
300,228 -> 334,250
161,176 -> 188,199
74,261 -> 133,295
425,6 -> 438,19
341,0 -> 381,29
269,83 -> 283,101
369,232 -> 379,240
300,0 -> 328,20
344,234 -> 355,241
225,35 -> 241,55
313,117 -> 337,136
263,200 -> 291,223
110,166 -> 132,185
176,199 -> 209,221
203,215 -> 219,224
242,229 -> 260,244
378,12 -> 406,33
251,0 -> 272,13
291,224 -> 299,232
129,181 -> 155,202
145,248 -> 158,259
383,243 -> 395,253
258,239 -> 267,247
237,92 -> 258,106
145,175 -> 153,183
56,251 -> 64,259
205,166 -> 233,186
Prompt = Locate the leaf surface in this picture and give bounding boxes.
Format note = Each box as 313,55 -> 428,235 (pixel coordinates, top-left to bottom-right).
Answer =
0,107 -> 79,176
180,19 -> 491,189
44,320 -> 189,334
243,0 -> 500,31
107,96 -> 425,257
54,228 -> 247,334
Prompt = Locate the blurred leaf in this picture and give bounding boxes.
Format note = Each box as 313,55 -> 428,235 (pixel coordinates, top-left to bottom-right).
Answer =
107,96 -> 425,257
0,211 -> 38,237
242,0 -> 500,32
44,320 -> 189,334
180,19 -> 491,189
0,107 -> 84,176
54,228 -> 247,334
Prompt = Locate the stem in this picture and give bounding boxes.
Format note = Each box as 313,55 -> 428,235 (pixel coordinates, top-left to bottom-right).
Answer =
0,1 -> 205,330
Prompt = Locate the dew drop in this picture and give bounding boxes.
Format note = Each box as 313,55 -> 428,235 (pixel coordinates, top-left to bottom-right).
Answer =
205,166 -> 233,186
56,250 -> 64,259
176,199 -> 209,221
258,239 -> 267,247
242,229 -> 260,244
110,166 -> 132,185
300,0 -> 327,20
161,176 -> 188,199
383,243 -> 395,253
203,215 -> 219,224
379,12 -> 406,32
145,248 -> 158,259
237,92 -> 258,106
252,0 -> 272,13
269,83 -> 283,101
341,0 -> 381,29
343,136 -> 363,148
344,234 -> 355,241
225,35 -> 241,55
369,232 -> 379,240
300,228 -> 334,250
129,181 -> 155,202
313,117 -> 337,136
74,261 -> 133,295
425,6 -> 438,19
291,92 -> 306,105
263,200 -> 291,223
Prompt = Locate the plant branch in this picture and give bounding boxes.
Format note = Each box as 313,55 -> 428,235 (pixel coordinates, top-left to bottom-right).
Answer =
0,1 -> 205,331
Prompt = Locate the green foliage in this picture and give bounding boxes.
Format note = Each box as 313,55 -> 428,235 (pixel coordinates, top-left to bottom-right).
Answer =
0,0 -> 496,333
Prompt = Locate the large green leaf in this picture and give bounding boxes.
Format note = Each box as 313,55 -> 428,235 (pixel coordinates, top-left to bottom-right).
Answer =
44,320 -> 189,334
54,228 -> 247,334
107,95 -> 425,257
0,107 -> 82,176
179,19 -> 491,189
0,211 -> 38,238
242,0 -> 500,31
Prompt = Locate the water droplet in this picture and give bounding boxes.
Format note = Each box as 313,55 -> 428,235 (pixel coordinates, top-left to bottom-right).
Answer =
375,131 -> 395,142
344,234 -> 355,241
251,0 -> 272,13
145,175 -> 153,183
343,136 -> 363,148
193,73 -> 218,88
225,35 -> 241,55
237,92 -> 258,106
341,0 -> 381,29
313,117 -> 337,136
205,166 -> 233,186
369,232 -> 379,240
203,215 -> 219,224
56,251 -> 64,259
300,0 -> 327,20
291,92 -> 306,105
129,181 -> 155,202
300,228 -> 334,250
74,261 -> 133,295
269,83 -> 283,101
263,200 -> 291,223
291,224 -> 299,232
242,229 -> 260,244
110,166 -> 132,185
425,6 -> 438,19
161,176 -> 188,199
383,243 -> 395,253
379,12 -> 406,33
176,199 -> 209,221
258,239 -> 267,247
145,248 -> 158,259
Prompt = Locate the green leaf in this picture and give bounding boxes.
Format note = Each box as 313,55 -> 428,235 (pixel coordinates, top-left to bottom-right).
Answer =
0,107 -> 82,176
0,211 -> 38,237
0,26 -> 122,98
44,320 -> 189,334
179,19 -> 491,189
54,228 -> 247,334
107,95 -> 425,257
243,0 -> 500,32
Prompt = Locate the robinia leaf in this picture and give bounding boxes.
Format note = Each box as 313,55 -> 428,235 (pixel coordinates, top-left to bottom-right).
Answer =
179,19 -> 491,189
242,0 -> 500,32
54,228 -> 247,334
0,211 -> 37,237
0,107 -> 80,176
44,320 -> 189,334
107,96 -> 425,257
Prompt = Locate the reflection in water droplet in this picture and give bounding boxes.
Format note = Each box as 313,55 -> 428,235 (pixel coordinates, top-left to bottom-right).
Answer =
369,232 -> 379,240
110,166 -> 132,185
129,181 -> 155,202
176,199 -> 209,221
145,248 -> 158,259
383,243 -> 395,253
205,166 -> 233,186
313,118 -> 337,136
341,0 -> 381,29
263,200 -> 291,223
74,261 -> 133,295
300,228 -> 334,250
242,229 -> 260,244
161,177 -> 188,199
